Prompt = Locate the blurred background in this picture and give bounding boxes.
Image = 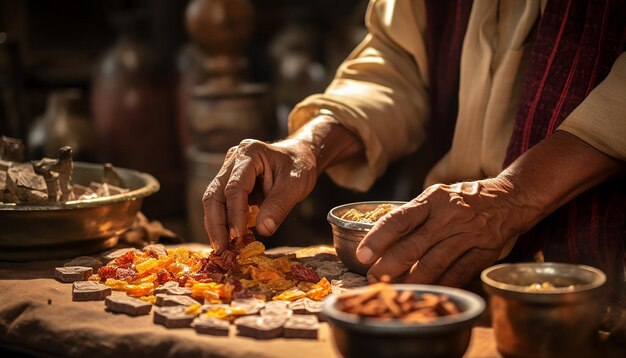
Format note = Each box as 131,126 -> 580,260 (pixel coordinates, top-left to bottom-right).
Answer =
0,0 -> 418,248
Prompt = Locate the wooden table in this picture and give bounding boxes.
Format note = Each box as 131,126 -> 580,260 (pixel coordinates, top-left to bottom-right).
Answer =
0,245 -> 501,357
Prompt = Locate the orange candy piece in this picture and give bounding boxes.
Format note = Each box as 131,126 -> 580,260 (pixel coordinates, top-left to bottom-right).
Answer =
306,277 -> 332,301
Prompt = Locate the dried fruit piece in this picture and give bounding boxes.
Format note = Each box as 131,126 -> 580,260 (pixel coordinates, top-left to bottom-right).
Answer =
306,278 -> 332,301
125,283 -> 154,297
290,263 -> 320,283
135,258 -> 158,274
238,241 -> 265,263
273,288 -> 306,302
97,266 -> 117,280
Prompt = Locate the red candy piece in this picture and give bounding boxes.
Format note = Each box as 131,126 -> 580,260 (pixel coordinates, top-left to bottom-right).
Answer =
290,263 -> 320,283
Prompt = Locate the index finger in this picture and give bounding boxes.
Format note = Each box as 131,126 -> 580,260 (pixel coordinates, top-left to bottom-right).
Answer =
224,149 -> 264,238
202,148 -> 237,252
356,200 -> 429,264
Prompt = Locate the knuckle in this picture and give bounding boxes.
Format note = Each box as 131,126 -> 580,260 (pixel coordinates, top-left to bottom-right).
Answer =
224,180 -> 243,198
446,261 -> 467,281
418,257 -> 446,277
389,243 -> 418,267
202,180 -> 223,204
238,139 -> 264,153
226,146 -> 237,156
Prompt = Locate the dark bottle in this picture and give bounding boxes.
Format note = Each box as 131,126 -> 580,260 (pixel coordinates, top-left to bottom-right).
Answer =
91,11 -> 181,216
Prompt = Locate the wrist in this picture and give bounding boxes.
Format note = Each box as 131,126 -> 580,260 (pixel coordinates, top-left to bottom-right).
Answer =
481,176 -> 545,236
288,113 -> 364,175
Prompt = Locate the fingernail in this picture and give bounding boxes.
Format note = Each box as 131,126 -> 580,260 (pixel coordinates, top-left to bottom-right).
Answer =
229,227 -> 240,238
262,217 -> 276,234
356,247 -> 373,263
211,241 -> 220,252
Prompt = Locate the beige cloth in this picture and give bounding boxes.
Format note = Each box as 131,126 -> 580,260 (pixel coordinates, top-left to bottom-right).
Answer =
0,246 -> 500,358
289,0 -> 626,192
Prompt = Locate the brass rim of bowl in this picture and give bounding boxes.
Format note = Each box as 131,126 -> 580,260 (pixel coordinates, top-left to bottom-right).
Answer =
480,262 -> 607,295
322,284 -> 485,334
0,162 -> 160,211
327,201 -> 408,232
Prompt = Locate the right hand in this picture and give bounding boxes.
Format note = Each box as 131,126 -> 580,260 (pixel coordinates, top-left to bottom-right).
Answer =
202,138 -> 318,253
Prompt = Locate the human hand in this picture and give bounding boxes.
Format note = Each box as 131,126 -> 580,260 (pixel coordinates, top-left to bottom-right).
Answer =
202,138 -> 318,253
356,179 -> 533,287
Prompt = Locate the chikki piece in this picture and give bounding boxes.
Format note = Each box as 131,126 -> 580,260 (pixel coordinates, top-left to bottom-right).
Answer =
192,316 -> 230,336
100,248 -> 140,263
235,315 -> 286,340
153,306 -> 196,328
105,296 -> 152,316
289,299 -> 307,315
260,306 -> 293,320
143,244 -> 167,257
304,298 -> 324,321
155,294 -> 200,307
72,281 -> 112,301
55,266 -> 93,283
284,315 -> 319,340
154,282 -> 192,296
231,298 -> 265,315
63,256 -> 103,270
264,300 -> 289,310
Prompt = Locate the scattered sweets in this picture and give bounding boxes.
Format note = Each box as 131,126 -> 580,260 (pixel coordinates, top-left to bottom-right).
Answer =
55,227 -> 355,340
105,296 -> 152,316
55,266 -> 93,283
72,281 -> 112,301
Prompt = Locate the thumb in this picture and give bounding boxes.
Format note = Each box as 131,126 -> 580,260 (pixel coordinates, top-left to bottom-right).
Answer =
255,185 -> 300,236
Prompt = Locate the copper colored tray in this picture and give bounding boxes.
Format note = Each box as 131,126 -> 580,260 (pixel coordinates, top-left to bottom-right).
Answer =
0,162 -> 159,261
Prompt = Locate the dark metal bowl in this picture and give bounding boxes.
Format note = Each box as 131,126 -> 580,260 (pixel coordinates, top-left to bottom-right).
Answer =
327,201 -> 407,274
0,162 -> 159,261
481,263 -> 607,358
323,284 -> 485,358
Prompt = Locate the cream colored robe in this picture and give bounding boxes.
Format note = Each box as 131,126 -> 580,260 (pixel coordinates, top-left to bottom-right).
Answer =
288,0 -> 626,192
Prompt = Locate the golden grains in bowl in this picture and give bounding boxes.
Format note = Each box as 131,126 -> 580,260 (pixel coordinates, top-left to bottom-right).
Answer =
523,282 -> 575,292
340,203 -> 394,223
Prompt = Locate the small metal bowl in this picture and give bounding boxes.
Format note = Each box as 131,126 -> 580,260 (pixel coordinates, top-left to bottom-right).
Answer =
481,263 -> 607,358
327,201 -> 407,274
0,162 -> 159,261
323,284 -> 485,358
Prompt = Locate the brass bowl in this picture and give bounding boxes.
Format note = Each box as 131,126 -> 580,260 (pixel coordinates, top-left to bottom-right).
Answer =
481,263 -> 607,358
0,162 -> 159,261
327,201 -> 407,275
322,284 -> 485,358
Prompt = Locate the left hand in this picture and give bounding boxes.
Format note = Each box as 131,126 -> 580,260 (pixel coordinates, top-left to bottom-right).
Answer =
356,179 -> 533,287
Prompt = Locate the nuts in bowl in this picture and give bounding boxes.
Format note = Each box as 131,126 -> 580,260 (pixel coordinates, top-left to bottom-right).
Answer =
327,201 -> 407,274
322,281 -> 485,358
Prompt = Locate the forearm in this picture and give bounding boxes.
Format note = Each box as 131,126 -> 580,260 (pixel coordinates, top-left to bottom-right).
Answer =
498,130 -> 625,232
286,115 -> 365,176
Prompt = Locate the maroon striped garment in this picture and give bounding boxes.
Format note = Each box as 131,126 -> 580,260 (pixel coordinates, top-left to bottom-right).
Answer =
503,0 -> 626,289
